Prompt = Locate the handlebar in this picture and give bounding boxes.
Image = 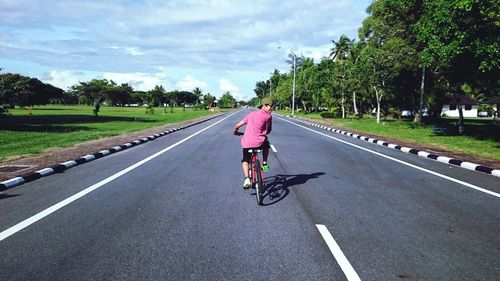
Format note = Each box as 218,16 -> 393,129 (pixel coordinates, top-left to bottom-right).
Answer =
233,131 -> 244,136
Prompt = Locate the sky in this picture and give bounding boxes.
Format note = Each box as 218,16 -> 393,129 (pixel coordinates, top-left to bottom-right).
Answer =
0,0 -> 369,101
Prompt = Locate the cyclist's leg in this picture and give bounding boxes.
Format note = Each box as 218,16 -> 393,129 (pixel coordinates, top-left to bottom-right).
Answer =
261,139 -> 270,162
242,148 -> 251,177
241,149 -> 252,188
261,139 -> 270,171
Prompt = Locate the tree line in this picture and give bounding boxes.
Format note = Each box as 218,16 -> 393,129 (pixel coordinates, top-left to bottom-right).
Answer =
0,74 -> 241,116
255,0 -> 498,127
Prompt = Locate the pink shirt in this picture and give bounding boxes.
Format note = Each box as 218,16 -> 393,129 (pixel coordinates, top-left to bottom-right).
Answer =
241,109 -> 272,148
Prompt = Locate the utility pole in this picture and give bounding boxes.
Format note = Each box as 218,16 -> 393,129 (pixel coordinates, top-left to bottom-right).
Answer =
291,52 -> 296,117
269,80 -> 272,99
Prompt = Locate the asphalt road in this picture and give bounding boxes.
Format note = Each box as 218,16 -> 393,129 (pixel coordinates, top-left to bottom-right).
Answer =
1,109 -> 499,281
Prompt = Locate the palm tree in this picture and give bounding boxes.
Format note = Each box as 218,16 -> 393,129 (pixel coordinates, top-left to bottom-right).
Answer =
330,35 -> 352,62
193,87 -> 202,107
330,35 -> 353,118
346,42 -> 363,116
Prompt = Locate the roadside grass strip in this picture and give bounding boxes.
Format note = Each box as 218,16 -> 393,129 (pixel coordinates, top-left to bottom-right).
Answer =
285,116 -> 500,178
0,114 -> 226,191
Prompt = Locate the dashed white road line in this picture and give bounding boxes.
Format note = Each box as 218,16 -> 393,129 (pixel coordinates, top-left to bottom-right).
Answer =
0,112 -> 238,242
279,117 -> 500,198
270,144 -> 277,153
316,224 -> 362,281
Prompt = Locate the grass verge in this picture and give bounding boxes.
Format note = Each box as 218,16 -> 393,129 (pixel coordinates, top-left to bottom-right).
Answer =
277,110 -> 500,161
0,105 -> 216,161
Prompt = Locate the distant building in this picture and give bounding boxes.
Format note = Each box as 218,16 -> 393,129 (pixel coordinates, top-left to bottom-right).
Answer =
441,93 -> 478,118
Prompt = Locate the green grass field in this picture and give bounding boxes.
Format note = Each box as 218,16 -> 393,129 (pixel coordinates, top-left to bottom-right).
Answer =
0,105 -> 216,161
277,110 -> 500,161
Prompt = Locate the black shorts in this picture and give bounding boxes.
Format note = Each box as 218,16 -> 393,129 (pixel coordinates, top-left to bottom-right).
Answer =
241,139 -> 270,163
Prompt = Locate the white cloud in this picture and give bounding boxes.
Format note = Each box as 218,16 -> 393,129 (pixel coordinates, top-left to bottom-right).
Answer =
219,78 -> 246,101
43,70 -> 171,92
176,75 -> 209,92
44,70 -> 88,90
103,71 -> 171,91
110,46 -> 145,56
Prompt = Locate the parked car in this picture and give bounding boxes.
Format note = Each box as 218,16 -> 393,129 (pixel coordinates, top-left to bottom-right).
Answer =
401,110 -> 413,117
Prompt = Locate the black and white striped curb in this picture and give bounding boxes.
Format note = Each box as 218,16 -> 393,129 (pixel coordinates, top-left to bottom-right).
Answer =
0,114 -> 225,191
288,116 -> 500,178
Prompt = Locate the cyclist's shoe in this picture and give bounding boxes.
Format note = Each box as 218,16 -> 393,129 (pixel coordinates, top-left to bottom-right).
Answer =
243,177 -> 251,189
262,162 -> 269,172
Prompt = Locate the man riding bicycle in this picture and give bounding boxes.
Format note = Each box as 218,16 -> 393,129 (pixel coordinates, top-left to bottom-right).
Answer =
233,97 -> 273,189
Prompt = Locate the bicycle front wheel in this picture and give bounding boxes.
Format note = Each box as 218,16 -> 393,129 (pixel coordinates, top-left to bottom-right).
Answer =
254,159 -> 264,205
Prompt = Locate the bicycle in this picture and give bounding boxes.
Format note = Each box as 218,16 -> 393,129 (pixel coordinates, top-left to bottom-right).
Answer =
234,131 -> 266,205
247,148 -> 265,206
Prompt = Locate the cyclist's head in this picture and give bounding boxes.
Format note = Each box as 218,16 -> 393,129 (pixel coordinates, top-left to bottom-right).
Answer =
259,97 -> 273,111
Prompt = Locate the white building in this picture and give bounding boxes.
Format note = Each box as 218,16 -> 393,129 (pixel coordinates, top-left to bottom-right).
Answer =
441,93 -> 479,117
441,104 -> 479,117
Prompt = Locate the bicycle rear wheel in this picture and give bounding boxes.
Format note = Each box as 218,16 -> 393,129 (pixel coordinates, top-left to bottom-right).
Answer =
254,159 -> 264,205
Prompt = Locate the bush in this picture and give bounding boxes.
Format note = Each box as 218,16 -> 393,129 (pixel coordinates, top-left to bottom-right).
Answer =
387,107 -> 400,119
477,104 -> 494,116
320,111 -> 338,118
145,103 -> 154,114
0,105 -> 10,116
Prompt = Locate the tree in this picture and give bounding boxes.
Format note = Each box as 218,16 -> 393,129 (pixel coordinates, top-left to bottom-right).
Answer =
414,0 -> 499,132
0,73 -> 63,114
345,41 -> 366,116
248,96 -> 260,107
330,35 -> 352,62
176,91 -> 197,106
330,35 -> 354,118
203,93 -> 216,109
0,73 -> 22,107
218,91 -> 237,108
193,87 -> 202,107
358,43 -> 392,123
147,85 -> 167,107
269,69 -> 281,100
296,57 -> 316,112
106,83 -> 133,106
359,0 -> 422,123
315,58 -> 336,112
70,79 -> 112,116
254,80 -> 268,99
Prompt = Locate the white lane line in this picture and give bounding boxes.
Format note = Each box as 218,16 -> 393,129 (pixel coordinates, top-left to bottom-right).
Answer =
270,144 -> 278,153
0,112 -> 238,242
279,117 -> 500,198
316,224 -> 362,281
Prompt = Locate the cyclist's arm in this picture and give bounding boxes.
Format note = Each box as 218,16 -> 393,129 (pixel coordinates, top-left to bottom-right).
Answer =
233,120 -> 245,134
266,118 -> 272,134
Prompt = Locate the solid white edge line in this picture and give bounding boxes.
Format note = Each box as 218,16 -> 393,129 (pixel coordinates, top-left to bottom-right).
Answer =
0,111 -> 238,242
316,224 -> 362,281
278,117 -> 500,198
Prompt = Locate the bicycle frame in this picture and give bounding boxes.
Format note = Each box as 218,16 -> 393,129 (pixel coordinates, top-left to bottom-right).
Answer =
248,149 -> 264,205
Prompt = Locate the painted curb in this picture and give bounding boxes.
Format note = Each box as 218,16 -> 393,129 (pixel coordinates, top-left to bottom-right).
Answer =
287,115 -> 500,178
0,114 -> 224,191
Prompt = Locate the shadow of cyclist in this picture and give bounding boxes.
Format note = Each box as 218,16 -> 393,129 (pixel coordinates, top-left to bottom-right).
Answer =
0,193 -> 21,200
255,172 -> 324,206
